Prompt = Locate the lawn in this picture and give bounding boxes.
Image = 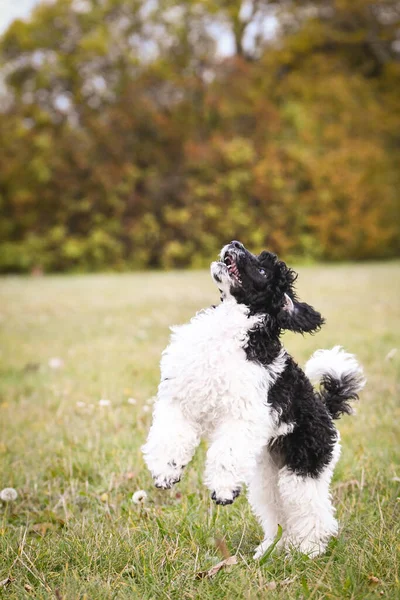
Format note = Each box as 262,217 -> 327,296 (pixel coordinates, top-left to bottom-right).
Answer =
0,263 -> 399,599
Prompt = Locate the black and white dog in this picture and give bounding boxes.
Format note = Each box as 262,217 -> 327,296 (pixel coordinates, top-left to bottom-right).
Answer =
142,242 -> 365,558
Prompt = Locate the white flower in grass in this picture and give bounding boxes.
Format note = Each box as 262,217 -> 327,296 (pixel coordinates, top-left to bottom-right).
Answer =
0,487 -> 18,502
132,490 -> 147,504
49,357 -> 64,369
142,405 -> 150,413
99,399 -> 111,407
127,398 -> 137,405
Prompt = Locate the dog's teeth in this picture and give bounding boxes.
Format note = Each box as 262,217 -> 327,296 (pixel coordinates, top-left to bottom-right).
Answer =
226,260 -> 240,283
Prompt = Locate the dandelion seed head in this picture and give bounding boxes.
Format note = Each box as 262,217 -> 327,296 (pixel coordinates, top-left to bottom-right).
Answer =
132,490 -> 147,504
0,487 -> 18,502
49,357 -> 64,369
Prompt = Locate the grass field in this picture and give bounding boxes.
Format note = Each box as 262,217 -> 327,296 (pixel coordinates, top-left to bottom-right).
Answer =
0,263 -> 399,599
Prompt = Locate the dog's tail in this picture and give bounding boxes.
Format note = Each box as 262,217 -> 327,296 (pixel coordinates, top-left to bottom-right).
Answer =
305,346 -> 365,419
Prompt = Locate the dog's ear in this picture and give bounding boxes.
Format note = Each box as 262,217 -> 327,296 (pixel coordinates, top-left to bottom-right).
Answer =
268,259 -> 324,333
277,293 -> 324,333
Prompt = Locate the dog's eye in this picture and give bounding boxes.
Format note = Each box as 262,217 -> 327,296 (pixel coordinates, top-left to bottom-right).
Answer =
258,267 -> 267,276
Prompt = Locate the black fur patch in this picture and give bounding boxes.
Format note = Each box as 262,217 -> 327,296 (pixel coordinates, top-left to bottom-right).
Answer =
245,319 -> 281,366
319,373 -> 362,419
244,325 -> 337,478
267,357 -> 337,478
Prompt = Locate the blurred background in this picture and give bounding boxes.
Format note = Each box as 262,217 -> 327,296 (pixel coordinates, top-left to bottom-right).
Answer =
0,0 -> 399,273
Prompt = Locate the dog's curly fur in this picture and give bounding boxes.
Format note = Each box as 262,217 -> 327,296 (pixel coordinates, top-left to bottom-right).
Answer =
142,242 -> 365,558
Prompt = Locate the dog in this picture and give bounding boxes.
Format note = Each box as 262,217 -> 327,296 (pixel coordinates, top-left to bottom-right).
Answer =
142,241 -> 365,558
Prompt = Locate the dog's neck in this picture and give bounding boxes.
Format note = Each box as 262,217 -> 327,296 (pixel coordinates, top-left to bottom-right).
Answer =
216,297 -> 283,366
244,318 -> 283,366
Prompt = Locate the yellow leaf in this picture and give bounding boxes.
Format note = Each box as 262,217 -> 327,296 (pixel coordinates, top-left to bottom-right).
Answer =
196,555 -> 238,579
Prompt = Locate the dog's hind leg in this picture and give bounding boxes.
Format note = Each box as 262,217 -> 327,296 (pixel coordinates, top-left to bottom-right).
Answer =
248,450 -> 284,559
277,440 -> 341,557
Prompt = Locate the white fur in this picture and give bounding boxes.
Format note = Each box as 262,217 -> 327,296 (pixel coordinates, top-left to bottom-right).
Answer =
250,436 -> 341,559
248,451 -> 284,558
142,298 -> 288,502
277,436 -> 340,557
142,301 -> 354,559
305,346 -> 365,388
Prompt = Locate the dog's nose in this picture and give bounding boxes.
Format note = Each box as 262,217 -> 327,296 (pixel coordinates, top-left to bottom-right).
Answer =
230,241 -> 243,250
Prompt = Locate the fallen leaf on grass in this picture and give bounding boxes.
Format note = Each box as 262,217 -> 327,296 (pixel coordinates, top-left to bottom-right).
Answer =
280,576 -> 297,586
368,575 -> 382,585
0,577 -> 12,588
265,576 -> 297,591
385,348 -> 397,361
265,581 -> 277,590
30,522 -> 57,536
23,363 -> 40,373
215,537 -> 231,560
24,584 -> 33,592
196,555 -> 238,579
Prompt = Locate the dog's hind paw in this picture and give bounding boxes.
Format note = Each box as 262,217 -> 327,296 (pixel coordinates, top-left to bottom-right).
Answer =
211,487 -> 241,505
253,536 -> 284,560
253,539 -> 274,560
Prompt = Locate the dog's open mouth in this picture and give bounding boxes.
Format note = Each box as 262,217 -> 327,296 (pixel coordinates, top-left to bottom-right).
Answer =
224,253 -> 241,283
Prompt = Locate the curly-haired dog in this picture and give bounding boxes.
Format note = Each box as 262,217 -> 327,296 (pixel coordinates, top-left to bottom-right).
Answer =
142,241 -> 365,558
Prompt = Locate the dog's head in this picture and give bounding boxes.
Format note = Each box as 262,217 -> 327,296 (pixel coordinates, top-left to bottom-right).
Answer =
211,241 -> 324,333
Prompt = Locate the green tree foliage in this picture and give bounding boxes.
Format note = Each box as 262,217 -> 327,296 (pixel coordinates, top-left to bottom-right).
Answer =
0,0 -> 399,271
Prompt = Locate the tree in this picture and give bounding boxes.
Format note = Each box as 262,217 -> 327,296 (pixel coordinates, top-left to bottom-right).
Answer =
0,0 -> 399,271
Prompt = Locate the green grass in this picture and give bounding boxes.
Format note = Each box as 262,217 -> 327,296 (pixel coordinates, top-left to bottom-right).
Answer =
0,264 -> 399,599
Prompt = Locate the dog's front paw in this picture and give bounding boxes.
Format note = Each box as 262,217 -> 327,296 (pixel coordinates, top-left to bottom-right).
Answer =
154,474 -> 180,489
153,461 -> 183,490
211,487 -> 241,506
